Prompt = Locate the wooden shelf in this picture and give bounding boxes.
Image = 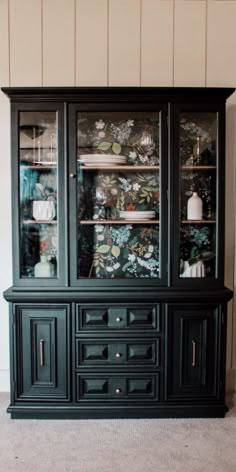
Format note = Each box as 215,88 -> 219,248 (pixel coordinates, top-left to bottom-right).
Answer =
22,220 -> 57,225
78,165 -> 160,171
80,219 -> 159,225
20,147 -> 57,150
21,165 -> 57,169
181,166 -> 216,170
181,220 -> 216,224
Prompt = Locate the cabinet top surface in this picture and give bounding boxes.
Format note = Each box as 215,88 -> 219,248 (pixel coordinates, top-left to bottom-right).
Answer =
1,86 -> 235,102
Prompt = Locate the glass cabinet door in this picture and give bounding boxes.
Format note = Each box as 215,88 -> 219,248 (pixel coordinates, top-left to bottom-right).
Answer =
15,105 -> 65,285
178,111 -> 218,280
71,109 -> 167,284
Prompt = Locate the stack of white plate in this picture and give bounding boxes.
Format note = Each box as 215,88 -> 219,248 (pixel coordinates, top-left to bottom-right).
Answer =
120,210 -> 156,220
78,154 -> 127,167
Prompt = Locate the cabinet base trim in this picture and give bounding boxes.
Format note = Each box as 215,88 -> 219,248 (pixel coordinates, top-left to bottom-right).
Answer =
7,403 -> 227,419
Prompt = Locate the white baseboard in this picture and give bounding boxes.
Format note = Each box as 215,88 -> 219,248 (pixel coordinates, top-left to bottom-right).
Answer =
0,370 -> 10,392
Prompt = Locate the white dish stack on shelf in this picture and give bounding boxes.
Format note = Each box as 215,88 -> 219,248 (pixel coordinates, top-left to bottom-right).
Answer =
120,210 -> 156,220
78,154 -> 127,167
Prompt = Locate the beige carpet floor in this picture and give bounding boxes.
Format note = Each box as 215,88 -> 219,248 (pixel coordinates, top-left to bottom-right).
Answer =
0,393 -> 236,472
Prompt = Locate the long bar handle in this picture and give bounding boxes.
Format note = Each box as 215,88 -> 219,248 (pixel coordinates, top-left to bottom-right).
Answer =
40,339 -> 44,367
192,340 -> 196,367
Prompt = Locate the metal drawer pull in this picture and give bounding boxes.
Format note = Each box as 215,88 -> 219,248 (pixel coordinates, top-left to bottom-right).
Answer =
115,388 -> 121,394
115,353 -> 121,358
116,317 -> 121,322
40,339 -> 44,367
192,340 -> 196,367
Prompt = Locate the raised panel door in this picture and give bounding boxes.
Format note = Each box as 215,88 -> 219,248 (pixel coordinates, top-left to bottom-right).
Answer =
166,304 -> 220,400
14,305 -> 70,401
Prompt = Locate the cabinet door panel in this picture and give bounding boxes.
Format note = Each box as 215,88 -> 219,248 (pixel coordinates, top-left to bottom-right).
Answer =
31,317 -> 56,386
11,102 -> 66,287
69,102 -> 168,288
166,304 -> 220,400
170,102 -> 226,288
15,305 -> 70,401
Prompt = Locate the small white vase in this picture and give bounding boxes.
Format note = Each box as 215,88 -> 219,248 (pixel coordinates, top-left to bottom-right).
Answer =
180,260 -> 205,278
33,200 -> 56,221
187,192 -> 203,220
34,255 -> 53,278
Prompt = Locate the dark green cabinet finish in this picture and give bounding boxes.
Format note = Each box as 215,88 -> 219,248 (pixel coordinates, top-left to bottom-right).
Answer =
14,305 -> 71,402
76,304 -> 160,332
76,338 -> 159,367
76,373 -> 159,401
2,87 -> 234,419
166,304 -> 220,400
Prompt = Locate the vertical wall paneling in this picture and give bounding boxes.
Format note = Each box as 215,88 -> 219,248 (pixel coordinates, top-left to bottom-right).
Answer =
0,0 -> 11,389
9,0 -> 42,86
43,0 -> 75,86
109,0 -> 140,86
0,0 -> 9,86
207,1 -> 236,86
141,0 -> 174,86
225,95 -> 236,374
174,0 -> 206,86
76,0 -> 108,86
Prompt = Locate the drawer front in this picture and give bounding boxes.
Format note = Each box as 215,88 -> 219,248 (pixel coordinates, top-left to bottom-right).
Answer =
76,304 -> 160,332
75,339 -> 159,367
76,373 -> 159,401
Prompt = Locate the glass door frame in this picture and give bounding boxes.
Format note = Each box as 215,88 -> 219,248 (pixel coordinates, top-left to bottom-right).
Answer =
169,101 -> 226,288
69,101 -> 168,288
11,101 -> 66,287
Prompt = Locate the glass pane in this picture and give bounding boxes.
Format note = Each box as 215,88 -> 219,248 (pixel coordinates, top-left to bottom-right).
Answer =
77,111 -> 161,279
19,112 -> 58,278
179,112 -> 217,278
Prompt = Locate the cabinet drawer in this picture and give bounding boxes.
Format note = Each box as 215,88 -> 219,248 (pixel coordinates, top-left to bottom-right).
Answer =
76,304 -> 160,332
75,339 -> 159,367
76,373 -> 159,401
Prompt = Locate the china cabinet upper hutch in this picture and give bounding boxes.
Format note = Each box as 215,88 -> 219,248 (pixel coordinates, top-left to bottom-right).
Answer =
2,86 -> 234,419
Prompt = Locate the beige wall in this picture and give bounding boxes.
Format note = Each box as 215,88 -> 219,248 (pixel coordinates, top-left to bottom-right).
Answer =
0,0 -> 236,391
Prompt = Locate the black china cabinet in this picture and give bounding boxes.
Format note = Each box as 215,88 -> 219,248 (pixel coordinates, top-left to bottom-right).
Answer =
2,86 -> 234,419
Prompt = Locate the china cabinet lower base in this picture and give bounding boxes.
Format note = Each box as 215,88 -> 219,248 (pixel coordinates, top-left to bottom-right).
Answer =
4,287 -> 233,420
7,403 -> 228,419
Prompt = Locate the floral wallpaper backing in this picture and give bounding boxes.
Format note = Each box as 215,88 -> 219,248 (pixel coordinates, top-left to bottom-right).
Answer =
77,112 -> 160,165
179,113 -> 217,276
78,224 -> 159,279
77,113 -> 160,279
